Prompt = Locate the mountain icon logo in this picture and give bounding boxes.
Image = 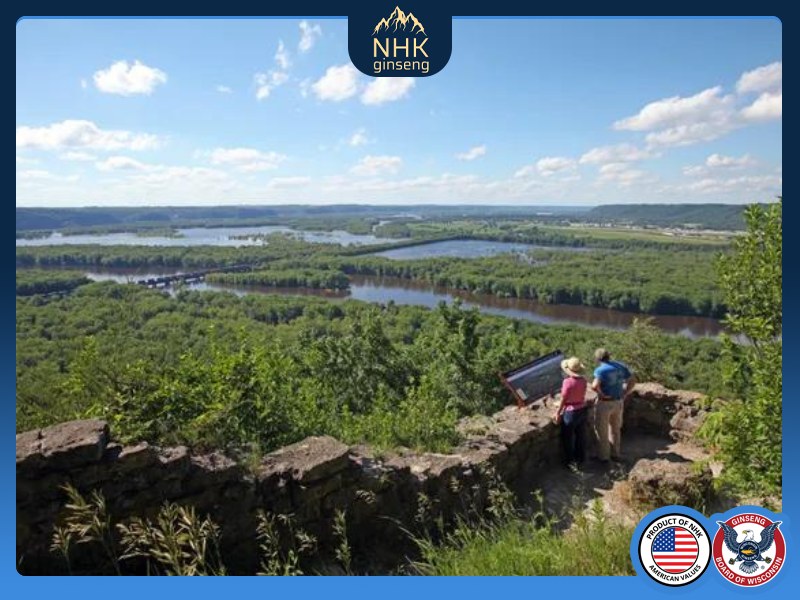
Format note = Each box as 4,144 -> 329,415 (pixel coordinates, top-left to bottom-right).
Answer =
372,6 -> 426,37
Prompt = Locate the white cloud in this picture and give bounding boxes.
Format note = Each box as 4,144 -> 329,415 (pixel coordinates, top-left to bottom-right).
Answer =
80,79 -> 88,90
535,156 -> 576,177
299,21 -> 322,53
208,147 -> 286,171
350,155 -> 402,176
361,77 -> 415,105
16,155 -> 38,165
216,85 -> 233,94
60,151 -> 97,162
456,145 -> 487,161
706,153 -> 756,169
254,70 -> 289,100
312,65 -> 360,101
596,163 -> 653,187
615,86 -> 737,148
348,128 -> 370,147
612,62 -> 782,149
737,62 -> 782,94
741,91 -> 782,121
16,120 -> 160,151
95,156 -> 151,171
681,174 -> 782,195
93,60 -> 167,96
683,153 -> 757,177
274,40 -> 291,70
579,143 -> 653,165
252,40 -> 293,100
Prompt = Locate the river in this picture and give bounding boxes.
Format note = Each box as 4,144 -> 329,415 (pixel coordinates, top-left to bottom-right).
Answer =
79,269 -> 725,339
15,225 -> 399,247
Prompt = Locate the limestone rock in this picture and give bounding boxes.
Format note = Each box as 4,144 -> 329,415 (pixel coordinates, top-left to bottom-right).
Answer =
261,436 -> 350,483
628,457 -> 713,510
17,420 -> 109,472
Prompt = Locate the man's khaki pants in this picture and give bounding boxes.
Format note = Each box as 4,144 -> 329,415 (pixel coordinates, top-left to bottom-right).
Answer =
594,400 -> 623,460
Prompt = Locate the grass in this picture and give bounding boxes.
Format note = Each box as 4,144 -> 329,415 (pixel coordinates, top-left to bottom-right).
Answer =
543,224 -> 733,246
413,501 -> 635,576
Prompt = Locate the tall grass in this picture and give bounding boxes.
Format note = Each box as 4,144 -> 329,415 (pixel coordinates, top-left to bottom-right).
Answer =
412,501 -> 634,576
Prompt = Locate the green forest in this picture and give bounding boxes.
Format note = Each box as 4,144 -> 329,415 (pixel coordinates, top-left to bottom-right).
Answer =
17,281 -> 726,453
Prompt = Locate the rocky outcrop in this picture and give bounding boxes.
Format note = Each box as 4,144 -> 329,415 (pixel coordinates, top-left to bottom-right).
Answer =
628,458 -> 714,510
623,382 -> 709,441
16,383 -> 712,574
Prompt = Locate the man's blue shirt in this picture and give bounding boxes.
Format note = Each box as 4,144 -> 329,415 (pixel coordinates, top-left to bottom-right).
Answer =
593,360 -> 632,400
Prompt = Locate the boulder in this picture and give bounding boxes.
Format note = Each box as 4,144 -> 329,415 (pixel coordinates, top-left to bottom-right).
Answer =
261,436 -> 350,484
18,420 -> 109,472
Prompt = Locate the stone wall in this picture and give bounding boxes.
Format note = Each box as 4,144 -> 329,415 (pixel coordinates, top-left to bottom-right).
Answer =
16,383 -> 709,574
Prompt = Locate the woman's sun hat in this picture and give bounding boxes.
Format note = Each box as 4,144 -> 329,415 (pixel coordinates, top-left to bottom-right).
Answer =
561,356 -> 586,377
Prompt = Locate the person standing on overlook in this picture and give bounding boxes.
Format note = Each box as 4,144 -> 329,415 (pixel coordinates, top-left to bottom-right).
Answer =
591,348 -> 636,464
553,357 -> 590,469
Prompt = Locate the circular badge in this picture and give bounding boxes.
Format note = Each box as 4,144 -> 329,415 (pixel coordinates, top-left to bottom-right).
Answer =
712,513 -> 786,587
638,513 -> 711,586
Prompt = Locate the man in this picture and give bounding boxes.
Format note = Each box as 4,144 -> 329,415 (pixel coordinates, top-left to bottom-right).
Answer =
591,348 -> 636,464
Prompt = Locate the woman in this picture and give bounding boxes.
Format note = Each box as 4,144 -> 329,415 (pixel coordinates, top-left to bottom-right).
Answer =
554,356 -> 589,468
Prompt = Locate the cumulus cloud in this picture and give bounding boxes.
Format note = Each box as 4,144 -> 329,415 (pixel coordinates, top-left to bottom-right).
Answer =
93,60 -> 167,96
311,65 -> 360,101
95,156 -> 151,171
16,120 -> 160,151
216,85 -> 233,94
612,62 -> 782,149
596,162 -> 651,187
683,153 -> 757,177
737,62 -> 782,94
254,70 -> 289,100
350,155 -> 402,176
253,40 -> 293,101
361,77 -> 415,105
299,21 -> 322,53
208,147 -> 286,172
680,173 -> 782,195
706,153 -> 756,169
274,40 -> 291,70
579,143 -> 653,165
535,156 -> 577,177
348,128 -> 370,147
614,86 -> 737,147
741,91 -> 782,121
456,145 -> 487,161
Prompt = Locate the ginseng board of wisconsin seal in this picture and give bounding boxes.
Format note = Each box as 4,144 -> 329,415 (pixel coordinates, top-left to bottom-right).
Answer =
713,513 -> 785,587
637,513 -> 711,586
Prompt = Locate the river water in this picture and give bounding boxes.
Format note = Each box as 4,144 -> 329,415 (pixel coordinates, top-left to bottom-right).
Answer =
80,269 -> 725,339
16,225 -> 398,247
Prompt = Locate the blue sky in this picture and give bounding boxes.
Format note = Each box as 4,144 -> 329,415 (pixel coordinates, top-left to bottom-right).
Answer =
16,17 -> 782,206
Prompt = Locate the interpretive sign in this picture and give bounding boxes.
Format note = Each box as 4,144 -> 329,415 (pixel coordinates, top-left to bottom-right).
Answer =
499,350 -> 565,408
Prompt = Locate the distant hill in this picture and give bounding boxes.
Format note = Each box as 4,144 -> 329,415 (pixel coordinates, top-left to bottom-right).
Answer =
16,204 -> 590,232
583,204 -> 756,231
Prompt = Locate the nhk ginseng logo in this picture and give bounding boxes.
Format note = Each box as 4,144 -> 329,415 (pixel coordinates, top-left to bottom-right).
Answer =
713,513 -> 786,587
371,6 -> 428,75
348,3 -> 452,78
637,513 -> 711,586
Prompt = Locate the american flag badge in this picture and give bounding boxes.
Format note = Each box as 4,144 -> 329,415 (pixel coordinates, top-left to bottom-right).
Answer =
637,512 -> 711,586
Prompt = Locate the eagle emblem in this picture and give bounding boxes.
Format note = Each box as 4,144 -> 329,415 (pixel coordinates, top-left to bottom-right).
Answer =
717,520 -> 782,575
